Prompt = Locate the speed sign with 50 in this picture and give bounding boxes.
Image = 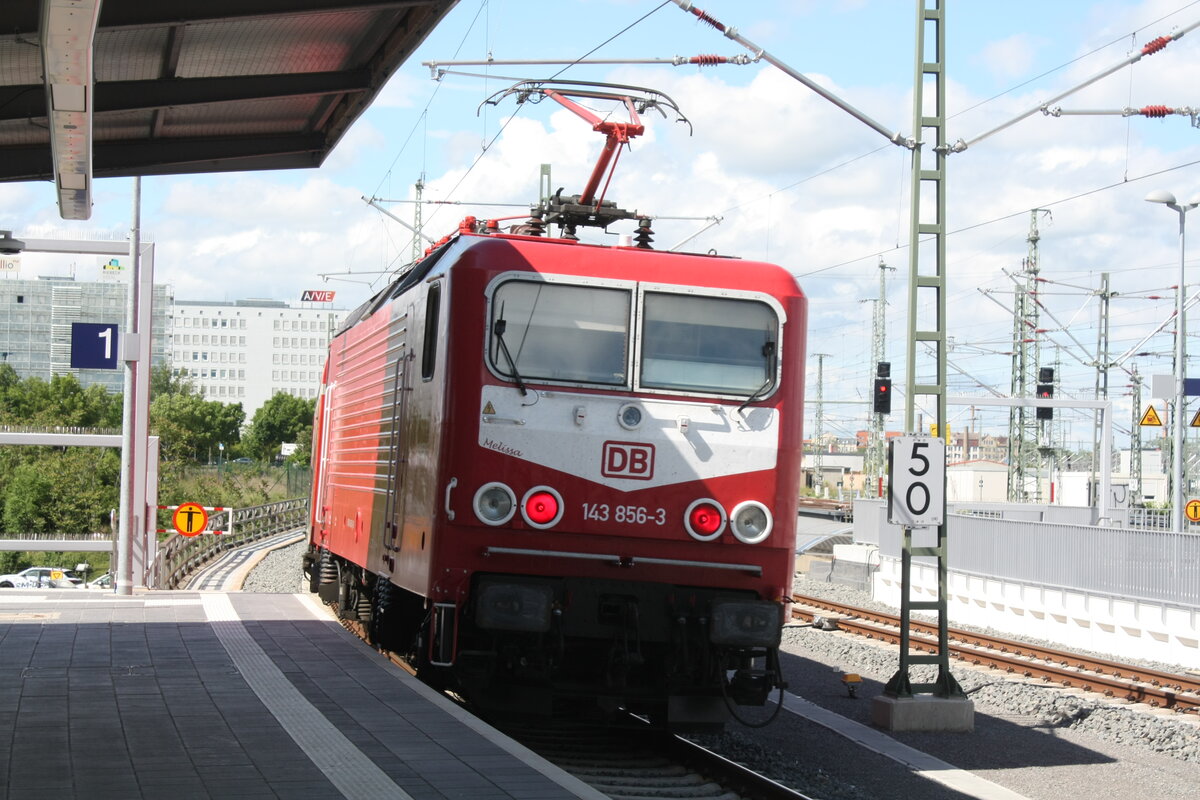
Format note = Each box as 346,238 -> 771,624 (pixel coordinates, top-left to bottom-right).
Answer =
887,435 -> 946,528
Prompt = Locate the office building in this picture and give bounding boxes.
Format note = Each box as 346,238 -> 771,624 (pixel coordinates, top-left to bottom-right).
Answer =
0,274 -> 172,392
171,299 -> 345,417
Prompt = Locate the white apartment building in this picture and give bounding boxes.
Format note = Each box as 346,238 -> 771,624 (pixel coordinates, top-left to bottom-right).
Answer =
171,299 -> 345,418
2,263 -> 347,419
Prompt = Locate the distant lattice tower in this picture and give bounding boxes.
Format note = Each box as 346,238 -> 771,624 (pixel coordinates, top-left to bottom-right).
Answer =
1130,366 -> 1142,502
812,353 -> 830,496
1007,210 -> 1048,502
411,175 -> 425,263
864,259 -> 893,497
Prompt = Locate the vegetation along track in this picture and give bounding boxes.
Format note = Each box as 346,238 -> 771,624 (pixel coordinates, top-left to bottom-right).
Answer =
793,593 -> 1200,714
326,598 -> 811,800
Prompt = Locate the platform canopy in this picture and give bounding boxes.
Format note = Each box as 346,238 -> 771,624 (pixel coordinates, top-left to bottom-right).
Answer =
0,0 -> 458,218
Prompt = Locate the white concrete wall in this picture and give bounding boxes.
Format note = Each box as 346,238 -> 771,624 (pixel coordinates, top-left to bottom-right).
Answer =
946,468 -> 1008,502
872,555 -> 1200,669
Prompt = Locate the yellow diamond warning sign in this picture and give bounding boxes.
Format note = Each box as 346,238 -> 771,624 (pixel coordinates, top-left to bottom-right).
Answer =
1140,405 -> 1164,427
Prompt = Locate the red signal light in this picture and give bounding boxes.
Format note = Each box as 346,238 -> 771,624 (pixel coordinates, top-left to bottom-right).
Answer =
873,378 -> 892,414
524,490 -> 559,526
689,502 -> 723,536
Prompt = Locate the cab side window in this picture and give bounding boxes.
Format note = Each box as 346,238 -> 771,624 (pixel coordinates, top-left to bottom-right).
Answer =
421,283 -> 441,381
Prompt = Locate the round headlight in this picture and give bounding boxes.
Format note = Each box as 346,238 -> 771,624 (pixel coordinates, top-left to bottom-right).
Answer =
684,498 -> 726,541
521,486 -> 564,529
474,482 -> 516,526
730,501 -> 772,544
618,403 -> 643,430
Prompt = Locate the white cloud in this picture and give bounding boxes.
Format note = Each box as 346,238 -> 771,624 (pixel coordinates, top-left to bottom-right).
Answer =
978,34 -> 1038,82
3,0 -> 1197,445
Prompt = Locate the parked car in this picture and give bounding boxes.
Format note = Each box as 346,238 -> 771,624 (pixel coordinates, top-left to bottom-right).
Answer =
232,457 -> 254,464
0,567 -> 83,588
88,572 -> 114,589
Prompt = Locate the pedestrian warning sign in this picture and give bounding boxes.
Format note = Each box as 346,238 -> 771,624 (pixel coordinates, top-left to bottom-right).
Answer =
172,503 -> 208,537
1187,500 -> 1200,523
1140,405 -> 1164,427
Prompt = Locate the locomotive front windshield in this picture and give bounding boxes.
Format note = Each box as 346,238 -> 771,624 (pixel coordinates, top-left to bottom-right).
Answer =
489,278 -> 779,398
490,281 -> 631,385
640,292 -> 776,395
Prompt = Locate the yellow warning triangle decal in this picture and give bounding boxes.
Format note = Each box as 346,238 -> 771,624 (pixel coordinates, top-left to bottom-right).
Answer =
1191,409 -> 1200,428
482,401 -> 496,415
1140,405 -> 1163,427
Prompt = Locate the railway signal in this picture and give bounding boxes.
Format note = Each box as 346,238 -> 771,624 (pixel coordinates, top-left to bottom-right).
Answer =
873,362 -> 892,414
1036,367 -> 1054,420
873,379 -> 891,414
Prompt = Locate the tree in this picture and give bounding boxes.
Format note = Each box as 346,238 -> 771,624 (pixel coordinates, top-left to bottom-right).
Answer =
150,364 -> 196,399
0,446 -> 120,535
0,363 -> 18,395
242,392 -> 316,462
150,393 -> 244,464
0,373 -> 121,428
3,462 -> 54,533
289,423 -> 314,467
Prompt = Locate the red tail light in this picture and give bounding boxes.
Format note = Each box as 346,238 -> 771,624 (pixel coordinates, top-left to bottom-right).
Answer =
521,486 -> 564,529
525,492 -> 557,524
684,498 -> 726,541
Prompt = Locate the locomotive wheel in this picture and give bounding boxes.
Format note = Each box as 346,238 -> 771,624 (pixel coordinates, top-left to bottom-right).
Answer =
368,576 -> 397,650
356,577 -> 374,624
306,551 -> 321,593
368,578 -> 425,658
337,568 -> 354,619
317,552 -> 340,604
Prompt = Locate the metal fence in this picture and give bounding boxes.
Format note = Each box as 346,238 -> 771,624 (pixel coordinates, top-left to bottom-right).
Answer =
0,532 -> 111,541
154,497 -> 309,589
856,499 -> 1200,608
1124,507 -> 1186,531
0,424 -> 122,436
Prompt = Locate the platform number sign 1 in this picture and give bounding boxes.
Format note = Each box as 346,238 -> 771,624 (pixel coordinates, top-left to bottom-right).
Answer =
887,435 -> 946,528
69,322 -> 120,370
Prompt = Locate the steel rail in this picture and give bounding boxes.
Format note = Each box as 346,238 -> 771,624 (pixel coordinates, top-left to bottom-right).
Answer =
793,593 -> 1200,713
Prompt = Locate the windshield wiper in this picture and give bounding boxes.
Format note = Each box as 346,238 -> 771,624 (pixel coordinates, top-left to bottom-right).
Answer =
492,314 -> 528,396
738,341 -> 777,415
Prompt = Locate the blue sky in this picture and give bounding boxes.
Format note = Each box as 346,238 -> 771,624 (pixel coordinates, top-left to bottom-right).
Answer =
2,0 -> 1199,446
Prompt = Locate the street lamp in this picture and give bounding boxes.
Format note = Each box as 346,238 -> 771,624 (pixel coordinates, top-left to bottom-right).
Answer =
1145,189 -> 1200,532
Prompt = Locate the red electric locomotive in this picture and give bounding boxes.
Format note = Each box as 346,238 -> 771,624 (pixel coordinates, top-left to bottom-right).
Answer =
305,82 -> 807,728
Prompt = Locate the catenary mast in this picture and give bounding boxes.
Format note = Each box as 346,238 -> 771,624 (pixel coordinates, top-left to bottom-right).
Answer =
865,259 -> 893,496
1007,210 -> 1047,501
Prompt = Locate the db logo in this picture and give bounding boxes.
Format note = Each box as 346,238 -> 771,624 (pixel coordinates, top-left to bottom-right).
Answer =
602,441 -> 654,480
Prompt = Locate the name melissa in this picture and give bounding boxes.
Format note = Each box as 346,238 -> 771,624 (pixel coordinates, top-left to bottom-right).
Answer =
483,438 -> 522,458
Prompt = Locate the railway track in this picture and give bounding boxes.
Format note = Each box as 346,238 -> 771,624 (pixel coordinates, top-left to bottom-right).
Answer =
328,604 -> 810,799
184,530 -> 306,590
793,592 -> 1200,714
496,716 -> 813,800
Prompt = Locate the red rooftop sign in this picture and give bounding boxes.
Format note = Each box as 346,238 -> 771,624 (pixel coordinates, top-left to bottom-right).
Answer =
301,290 -> 336,302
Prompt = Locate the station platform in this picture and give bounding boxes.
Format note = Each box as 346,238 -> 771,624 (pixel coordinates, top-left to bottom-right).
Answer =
0,589 -> 605,800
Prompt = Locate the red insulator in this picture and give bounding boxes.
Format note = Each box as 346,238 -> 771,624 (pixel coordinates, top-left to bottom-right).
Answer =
458,215 -> 477,233
1140,105 -> 1170,118
688,6 -> 727,33
689,54 -> 727,66
1141,36 -> 1169,55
